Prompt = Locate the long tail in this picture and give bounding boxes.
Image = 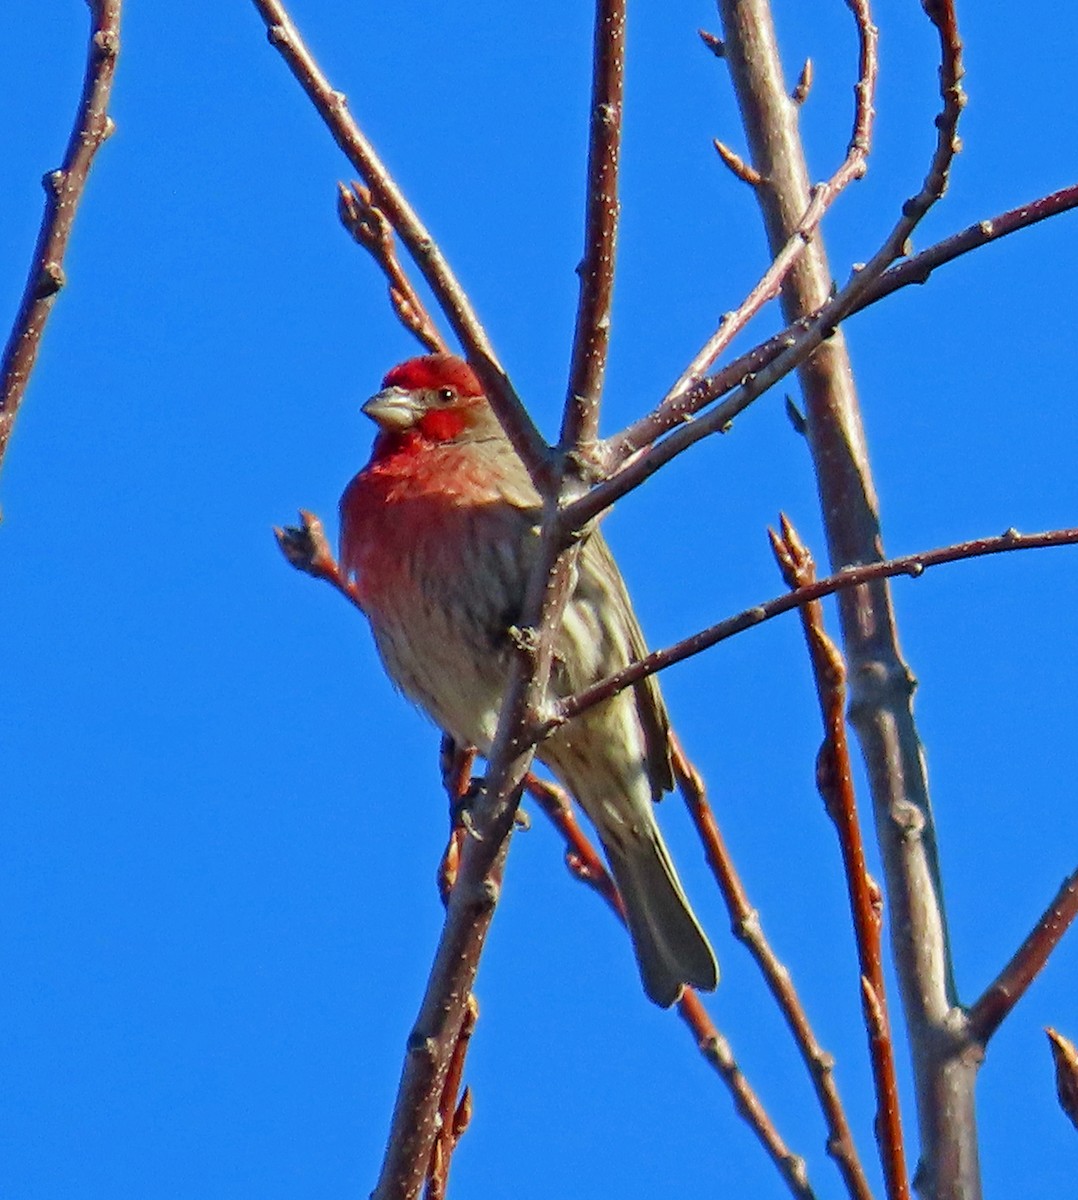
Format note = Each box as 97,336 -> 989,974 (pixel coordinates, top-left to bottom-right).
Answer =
602,824 -> 718,1008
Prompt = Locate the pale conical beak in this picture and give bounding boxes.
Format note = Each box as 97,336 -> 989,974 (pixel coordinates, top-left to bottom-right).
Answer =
362,386 -> 422,431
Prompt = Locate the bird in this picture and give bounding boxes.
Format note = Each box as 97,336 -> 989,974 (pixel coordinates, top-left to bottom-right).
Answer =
338,353 -> 717,1006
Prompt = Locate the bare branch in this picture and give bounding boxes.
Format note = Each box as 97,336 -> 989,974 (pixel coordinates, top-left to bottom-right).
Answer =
423,995 -> 478,1200
617,0 -> 877,466
522,774 -> 624,915
593,183 -> 1078,501
770,520 -> 910,1200
678,991 -> 818,1200
0,0 -> 122,476
550,527 -> 1078,729
967,869 -> 1078,1046
249,0 -> 550,485
686,4 -> 971,1188
524,767 -> 820,1196
338,183 -> 447,354
274,510 -> 365,614
853,182 -> 1078,306
671,740 -> 874,1200
562,0 -> 626,448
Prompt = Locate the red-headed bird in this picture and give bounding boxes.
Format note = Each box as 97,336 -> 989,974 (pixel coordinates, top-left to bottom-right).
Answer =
339,354 -> 717,1006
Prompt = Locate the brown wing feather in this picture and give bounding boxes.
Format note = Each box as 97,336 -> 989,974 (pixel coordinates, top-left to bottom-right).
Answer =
580,532 -> 674,799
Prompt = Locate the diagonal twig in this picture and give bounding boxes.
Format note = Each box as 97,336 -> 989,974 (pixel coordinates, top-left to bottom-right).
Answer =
592,182 -> 1078,499
571,0 -> 964,526
522,774 -> 623,916
549,526 -> 1078,729
662,0 -> 878,421
967,869 -> 1078,1047
671,739 -> 874,1200
338,183 -> 448,354
524,771 -> 819,1200
679,989 -> 819,1200
277,514 -> 1078,751
249,0 -> 550,486
0,0 -> 123,477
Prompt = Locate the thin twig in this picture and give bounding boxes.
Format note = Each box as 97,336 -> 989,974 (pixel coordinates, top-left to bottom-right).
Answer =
679,991 -> 818,1200
249,0 -> 550,486
278,515 -> 1078,756
522,774 -> 623,916
562,0 -> 626,449
274,510 -> 364,613
338,183 -> 447,354
657,0 -> 877,417
424,996 -> 478,1200
770,519 -> 910,1200
549,527 -> 1078,729
525,769 -> 819,1200
967,869 -> 1078,1046
577,0 -> 961,524
671,740 -> 873,1200
0,0 -> 122,476
598,182 -> 1078,484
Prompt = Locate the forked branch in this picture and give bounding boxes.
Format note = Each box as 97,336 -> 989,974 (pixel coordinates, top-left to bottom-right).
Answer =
249,0 -> 549,484
338,183 -> 448,354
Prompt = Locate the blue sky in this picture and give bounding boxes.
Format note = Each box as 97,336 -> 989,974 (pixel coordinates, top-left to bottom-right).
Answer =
3,3 -> 1076,1197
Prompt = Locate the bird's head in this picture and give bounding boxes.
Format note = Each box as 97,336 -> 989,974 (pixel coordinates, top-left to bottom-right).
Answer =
362,354 -> 502,446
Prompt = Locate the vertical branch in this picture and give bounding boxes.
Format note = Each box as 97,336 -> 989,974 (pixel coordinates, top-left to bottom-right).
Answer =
562,0 -> 626,448
771,519 -> 910,1200
0,0 -> 123,476
423,996 -> 478,1200
713,3 -> 975,1196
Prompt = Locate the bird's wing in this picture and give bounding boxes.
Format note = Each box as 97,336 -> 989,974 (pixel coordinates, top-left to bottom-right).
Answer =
568,532 -> 674,799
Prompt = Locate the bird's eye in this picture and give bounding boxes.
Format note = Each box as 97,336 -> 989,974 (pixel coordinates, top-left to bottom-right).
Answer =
437,387 -> 456,404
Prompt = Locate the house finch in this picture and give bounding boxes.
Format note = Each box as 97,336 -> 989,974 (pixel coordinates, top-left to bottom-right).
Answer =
339,354 -> 717,1006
